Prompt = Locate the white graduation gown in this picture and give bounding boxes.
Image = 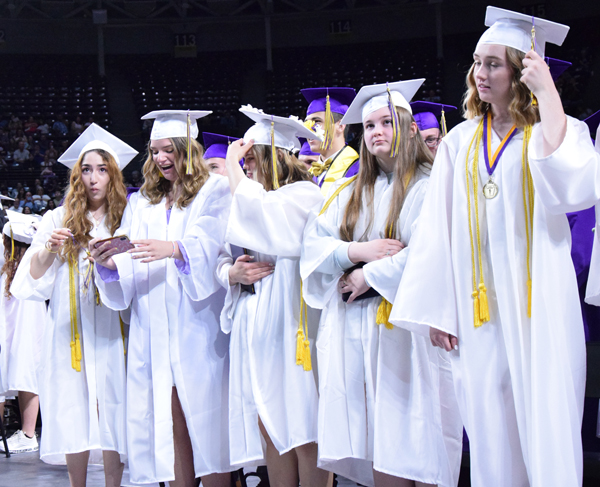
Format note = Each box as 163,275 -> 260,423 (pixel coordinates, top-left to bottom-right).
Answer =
95,174 -> 233,484
220,178 -> 323,467
300,170 -> 451,487
0,273 -> 46,398
391,116 -> 600,487
11,207 -> 127,465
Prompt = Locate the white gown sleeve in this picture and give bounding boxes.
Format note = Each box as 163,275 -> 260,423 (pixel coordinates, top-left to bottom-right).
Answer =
389,139 -> 459,338
217,245 -> 240,335
300,181 -> 351,310
176,177 -> 232,301
529,116 -> 600,214
226,178 -> 323,257
11,209 -> 62,302
362,178 -> 429,302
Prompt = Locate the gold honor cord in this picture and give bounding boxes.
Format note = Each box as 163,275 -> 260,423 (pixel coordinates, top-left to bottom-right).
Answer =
270,118 -> 280,190
465,118 -> 534,327
68,257 -> 82,372
296,175 -> 358,371
522,125 -> 534,316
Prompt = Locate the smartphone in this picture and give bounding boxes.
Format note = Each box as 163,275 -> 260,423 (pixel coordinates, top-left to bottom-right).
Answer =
94,235 -> 134,255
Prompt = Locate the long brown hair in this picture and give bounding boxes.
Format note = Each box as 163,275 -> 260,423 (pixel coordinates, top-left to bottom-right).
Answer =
140,137 -> 209,208
462,46 -> 540,128
2,234 -> 30,299
61,149 -> 128,263
252,144 -> 313,191
340,106 -> 433,242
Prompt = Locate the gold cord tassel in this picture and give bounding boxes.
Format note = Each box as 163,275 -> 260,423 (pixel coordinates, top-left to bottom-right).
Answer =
270,118 -> 280,190
296,281 -> 312,371
522,125 -> 534,318
530,23 -> 538,107
321,94 -> 334,152
472,291 -> 482,328
386,84 -> 401,157
376,298 -> 394,330
68,257 -> 82,372
478,283 -> 490,322
186,111 -> 192,175
9,228 -> 14,261
441,108 -> 448,138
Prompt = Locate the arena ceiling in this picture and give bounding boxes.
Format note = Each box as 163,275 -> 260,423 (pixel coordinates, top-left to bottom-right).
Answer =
0,0 -> 422,21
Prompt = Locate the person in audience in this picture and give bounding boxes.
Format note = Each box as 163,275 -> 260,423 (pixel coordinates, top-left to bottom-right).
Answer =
390,8 -> 599,487
91,110 -> 234,487
11,124 -> 137,487
221,105 -> 328,487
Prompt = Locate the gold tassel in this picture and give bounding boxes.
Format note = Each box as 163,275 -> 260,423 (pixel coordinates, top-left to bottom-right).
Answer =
321,94 -> 334,152
71,340 -> 77,370
478,283 -> 490,323
296,327 -> 305,366
472,291 -> 482,328
376,298 -> 394,330
302,337 -> 312,371
530,23 -> 538,107
186,111 -> 192,175
441,108 -> 448,138
75,334 -> 82,361
9,227 -> 14,261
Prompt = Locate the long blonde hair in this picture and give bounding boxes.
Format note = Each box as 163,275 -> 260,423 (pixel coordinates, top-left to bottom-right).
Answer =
340,106 -> 433,242
61,149 -> 128,263
1,234 -> 29,299
462,46 -> 540,128
251,144 -> 313,191
140,137 -> 209,208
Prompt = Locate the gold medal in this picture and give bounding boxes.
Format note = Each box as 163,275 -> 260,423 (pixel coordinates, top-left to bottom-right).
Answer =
483,178 -> 498,199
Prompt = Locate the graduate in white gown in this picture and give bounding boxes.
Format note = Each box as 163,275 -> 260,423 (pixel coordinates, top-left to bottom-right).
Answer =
390,7 -> 600,487
92,110 -> 233,487
0,211 -> 46,454
11,124 -> 137,487
220,105 -> 328,487
300,80 -> 451,487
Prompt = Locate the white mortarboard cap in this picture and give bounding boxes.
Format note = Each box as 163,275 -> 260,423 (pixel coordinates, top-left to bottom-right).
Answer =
58,123 -> 138,170
141,110 -> 212,140
340,79 -> 425,125
2,210 -> 42,245
239,105 -> 323,151
0,194 -> 14,211
477,6 -> 569,58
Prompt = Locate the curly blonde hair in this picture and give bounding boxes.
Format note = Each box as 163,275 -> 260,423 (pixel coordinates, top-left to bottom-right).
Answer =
140,137 -> 209,208
60,149 -> 128,263
251,144 -> 313,192
462,46 -> 540,128
340,106 -> 433,242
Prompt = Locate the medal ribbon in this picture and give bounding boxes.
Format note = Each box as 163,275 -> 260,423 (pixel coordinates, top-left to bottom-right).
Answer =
483,111 -> 518,177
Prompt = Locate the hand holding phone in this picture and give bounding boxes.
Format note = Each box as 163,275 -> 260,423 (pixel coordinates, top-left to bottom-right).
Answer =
93,235 -> 134,255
